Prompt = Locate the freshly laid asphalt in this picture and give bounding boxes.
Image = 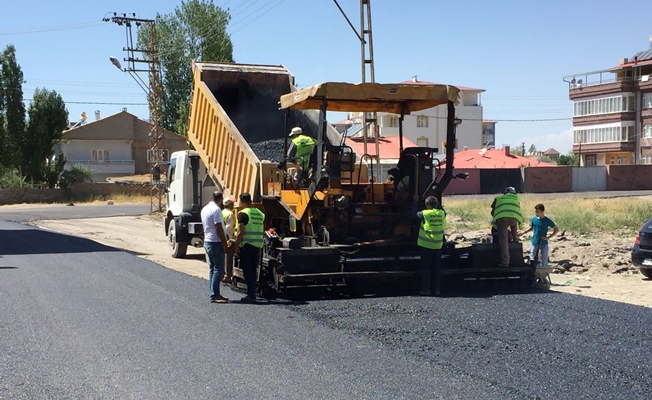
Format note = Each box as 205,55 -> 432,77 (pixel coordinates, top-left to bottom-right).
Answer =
2,203 -> 652,399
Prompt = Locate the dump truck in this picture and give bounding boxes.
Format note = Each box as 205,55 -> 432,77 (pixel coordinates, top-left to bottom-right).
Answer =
165,61 -> 533,297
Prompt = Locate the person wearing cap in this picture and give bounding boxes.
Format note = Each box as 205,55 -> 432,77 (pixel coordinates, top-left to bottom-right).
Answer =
415,195 -> 447,296
221,196 -> 236,284
490,186 -> 523,267
287,126 -> 317,185
234,192 -> 265,303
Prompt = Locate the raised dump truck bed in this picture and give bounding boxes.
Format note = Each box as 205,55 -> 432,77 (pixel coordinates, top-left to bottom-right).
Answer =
186,62 -> 346,200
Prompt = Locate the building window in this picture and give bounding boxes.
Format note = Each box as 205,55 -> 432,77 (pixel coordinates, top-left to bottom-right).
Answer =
643,124 -> 652,139
617,155 -> 627,165
585,155 -> 597,166
91,149 -> 109,162
416,136 -> 429,147
574,122 -> 635,144
643,93 -> 652,109
641,154 -> 652,164
609,156 -> 615,165
388,115 -> 399,128
573,94 -> 635,117
417,116 -> 428,128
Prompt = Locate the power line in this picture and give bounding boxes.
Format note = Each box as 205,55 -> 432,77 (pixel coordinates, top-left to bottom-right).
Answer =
24,100 -> 148,105
230,0 -> 285,35
0,21 -> 103,35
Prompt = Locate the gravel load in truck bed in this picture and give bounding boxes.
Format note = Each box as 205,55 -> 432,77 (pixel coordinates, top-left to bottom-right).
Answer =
250,138 -> 286,163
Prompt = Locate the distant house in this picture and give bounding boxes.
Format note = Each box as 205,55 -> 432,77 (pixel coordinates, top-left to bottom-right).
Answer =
345,136 -> 418,181
447,146 -> 557,168
54,110 -> 188,182
543,148 -> 560,161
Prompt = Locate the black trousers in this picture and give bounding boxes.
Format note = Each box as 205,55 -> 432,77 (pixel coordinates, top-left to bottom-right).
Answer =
239,244 -> 260,298
420,247 -> 442,294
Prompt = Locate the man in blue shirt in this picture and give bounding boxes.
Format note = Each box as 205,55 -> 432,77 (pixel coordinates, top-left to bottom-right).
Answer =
518,203 -> 559,268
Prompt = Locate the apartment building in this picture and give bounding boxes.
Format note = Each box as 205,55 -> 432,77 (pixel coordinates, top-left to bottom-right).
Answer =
345,77 -> 485,156
564,36 -> 652,166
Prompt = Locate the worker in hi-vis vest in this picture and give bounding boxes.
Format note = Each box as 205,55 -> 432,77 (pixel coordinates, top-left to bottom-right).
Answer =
287,126 -> 316,185
416,195 -> 447,296
490,186 -> 523,267
234,192 -> 265,303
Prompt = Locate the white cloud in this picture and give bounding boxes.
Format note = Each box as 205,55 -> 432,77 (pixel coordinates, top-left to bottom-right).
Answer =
518,128 -> 573,154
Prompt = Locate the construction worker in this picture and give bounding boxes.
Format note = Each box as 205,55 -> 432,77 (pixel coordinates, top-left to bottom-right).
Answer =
416,195 -> 447,296
287,127 -> 317,185
490,186 -> 523,267
221,196 -> 235,284
234,192 -> 265,303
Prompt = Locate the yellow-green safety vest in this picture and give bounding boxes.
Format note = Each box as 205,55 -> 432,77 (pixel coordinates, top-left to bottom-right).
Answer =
493,193 -> 523,225
222,208 -> 234,239
238,207 -> 265,249
417,209 -> 446,250
292,134 -> 317,170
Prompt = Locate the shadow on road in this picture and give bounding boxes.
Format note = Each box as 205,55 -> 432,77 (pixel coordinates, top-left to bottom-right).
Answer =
0,228 -> 147,256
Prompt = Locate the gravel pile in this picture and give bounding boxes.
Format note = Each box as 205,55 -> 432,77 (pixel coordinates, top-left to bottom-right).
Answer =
250,138 -> 286,163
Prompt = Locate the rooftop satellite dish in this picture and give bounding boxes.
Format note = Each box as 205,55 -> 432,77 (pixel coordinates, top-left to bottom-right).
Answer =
570,78 -> 576,85
577,79 -> 583,87
479,148 -> 487,156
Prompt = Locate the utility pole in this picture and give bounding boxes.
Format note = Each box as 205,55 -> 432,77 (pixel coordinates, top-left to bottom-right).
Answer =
359,0 -> 381,180
333,0 -> 381,179
105,13 -> 166,213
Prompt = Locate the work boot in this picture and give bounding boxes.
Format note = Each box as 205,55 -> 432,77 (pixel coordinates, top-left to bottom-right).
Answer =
240,295 -> 258,303
210,295 -> 229,303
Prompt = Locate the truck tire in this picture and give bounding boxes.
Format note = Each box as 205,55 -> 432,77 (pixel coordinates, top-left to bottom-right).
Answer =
168,221 -> 188,258
640,268 -> 652,279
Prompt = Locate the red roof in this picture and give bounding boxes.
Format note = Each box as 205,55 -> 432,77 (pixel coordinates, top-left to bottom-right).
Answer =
333,118 -> 353,125
400,79 -> 485,92
446,148 -> 557,168
346,136 -> 417,159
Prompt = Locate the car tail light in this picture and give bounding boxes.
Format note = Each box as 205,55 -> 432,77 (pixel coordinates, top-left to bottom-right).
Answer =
636,224 -> 644,245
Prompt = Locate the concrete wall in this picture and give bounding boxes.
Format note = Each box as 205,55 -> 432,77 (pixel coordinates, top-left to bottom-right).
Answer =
606,165 -> 652,190
523,166 -> 572,193
0,183 -> 151,205
443,169 -> 482,195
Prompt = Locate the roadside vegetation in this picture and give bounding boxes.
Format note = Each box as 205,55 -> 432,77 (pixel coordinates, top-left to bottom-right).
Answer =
444,195 -> 652,236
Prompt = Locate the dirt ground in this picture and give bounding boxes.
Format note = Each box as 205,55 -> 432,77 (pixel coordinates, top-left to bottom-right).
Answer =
30,212 -> 652,308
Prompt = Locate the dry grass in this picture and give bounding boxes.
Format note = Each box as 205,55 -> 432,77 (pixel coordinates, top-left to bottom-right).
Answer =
73,193 -> 152,205
444,195 -> 652,236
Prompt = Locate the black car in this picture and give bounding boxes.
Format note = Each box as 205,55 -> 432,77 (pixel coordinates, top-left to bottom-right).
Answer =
631,217 -> 652,279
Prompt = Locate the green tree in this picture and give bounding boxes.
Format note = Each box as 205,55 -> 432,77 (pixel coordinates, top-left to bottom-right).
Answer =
511,144 -> 525,156
557,151 -> 579,166
528,144 -> 537,156
140,0 -> 233,135
22,88 -> 69,183
44,153 -> 67,189
0,44 -> 26,169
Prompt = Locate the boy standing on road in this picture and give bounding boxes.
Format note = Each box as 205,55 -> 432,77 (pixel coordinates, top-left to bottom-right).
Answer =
518,203 -> 559,268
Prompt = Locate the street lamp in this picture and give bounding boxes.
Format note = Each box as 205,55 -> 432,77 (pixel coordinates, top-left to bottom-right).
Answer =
109,56 -> 122,70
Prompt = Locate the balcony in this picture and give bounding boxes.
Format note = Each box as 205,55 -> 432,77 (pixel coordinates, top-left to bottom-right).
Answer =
564,69 -> 651,99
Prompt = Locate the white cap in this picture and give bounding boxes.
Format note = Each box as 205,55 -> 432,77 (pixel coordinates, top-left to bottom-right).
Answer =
289,127 -> 303,137
223,197 -> 234,206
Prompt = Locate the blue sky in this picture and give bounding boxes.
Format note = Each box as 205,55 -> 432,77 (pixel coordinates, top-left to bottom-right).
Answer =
2,0 -> 652,154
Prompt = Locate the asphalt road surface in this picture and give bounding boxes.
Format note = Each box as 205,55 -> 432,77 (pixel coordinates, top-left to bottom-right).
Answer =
2,204 -> 652,399
0,203 -> 151,223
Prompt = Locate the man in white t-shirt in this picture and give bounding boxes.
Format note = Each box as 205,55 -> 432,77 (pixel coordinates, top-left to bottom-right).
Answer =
200,191 -> 229,303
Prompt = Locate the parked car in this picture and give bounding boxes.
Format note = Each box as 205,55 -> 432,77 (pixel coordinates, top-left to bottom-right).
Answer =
631,217 -> 652,279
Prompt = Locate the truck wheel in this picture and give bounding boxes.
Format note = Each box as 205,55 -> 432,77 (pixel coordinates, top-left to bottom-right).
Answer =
640,268 -> 652,279
168,221 -> 188,258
